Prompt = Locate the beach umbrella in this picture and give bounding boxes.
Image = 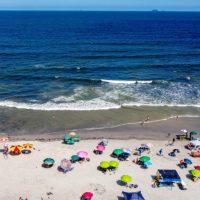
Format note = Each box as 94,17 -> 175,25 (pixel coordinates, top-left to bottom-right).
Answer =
77,151 -> 88,158
96,145 -> 105,151
194,166 -> 200,171
82,192 -> 93,199
121,175 -> 132,183
191,169 -> 200,177
100,161 -> 110,169
43,158 -> 55,166
190,131 -> 199,135
109,160 -> 119,168
121,152 -> 130,157
139,156 -> 150,162
63,135 -> 71,140
23,144 -> 33,149
67,139 -> 75,145
10,145 -> 23,153
73,135 -> 81,142
71,155 -> 79,161
184,158 -> 192,165
69,132 -> 76,137
144,161 -> 152,166
113,149 -> 123,155
60,159 -> 72,171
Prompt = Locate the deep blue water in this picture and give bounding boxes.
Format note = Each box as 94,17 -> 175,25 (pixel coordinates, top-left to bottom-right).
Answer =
0,11 -> 200,110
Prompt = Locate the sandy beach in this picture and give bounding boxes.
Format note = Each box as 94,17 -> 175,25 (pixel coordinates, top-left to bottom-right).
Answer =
0,137 -> 200,200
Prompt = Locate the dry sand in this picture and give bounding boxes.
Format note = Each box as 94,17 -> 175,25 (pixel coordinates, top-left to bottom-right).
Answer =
0,139 -> 199,200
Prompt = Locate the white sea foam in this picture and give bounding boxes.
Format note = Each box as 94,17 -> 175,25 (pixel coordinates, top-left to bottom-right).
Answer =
0,100 -> 200,111
101,79 -> 153,84
0,100 -> 121,111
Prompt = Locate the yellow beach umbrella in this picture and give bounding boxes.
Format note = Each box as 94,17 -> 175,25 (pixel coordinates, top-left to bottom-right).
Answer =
23,144 -> 33,149
121,175 -> 132,183
100,161 -> 110,169
191,169 -> 200,177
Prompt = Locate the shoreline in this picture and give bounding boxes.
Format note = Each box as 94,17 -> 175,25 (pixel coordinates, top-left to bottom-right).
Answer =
2,116 -> 200,141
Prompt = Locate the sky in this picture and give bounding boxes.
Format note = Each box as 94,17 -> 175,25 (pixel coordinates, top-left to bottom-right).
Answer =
0,0 -> 199,11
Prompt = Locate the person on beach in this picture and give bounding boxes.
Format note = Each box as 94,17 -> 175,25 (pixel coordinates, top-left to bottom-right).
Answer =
158,148 -> 163,156
3,144 -> 9,159
171,138 -> 175,146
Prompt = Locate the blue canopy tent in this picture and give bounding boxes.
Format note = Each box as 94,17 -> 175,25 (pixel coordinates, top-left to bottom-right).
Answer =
157,170 -> 181,183
122,191 -> 145,200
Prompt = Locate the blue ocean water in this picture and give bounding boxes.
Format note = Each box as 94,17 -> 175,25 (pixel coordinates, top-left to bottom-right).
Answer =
0,11 -> 200,110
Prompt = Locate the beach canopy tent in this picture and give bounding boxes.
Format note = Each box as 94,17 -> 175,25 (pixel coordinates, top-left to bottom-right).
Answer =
122,191 -> 145,200
157,170 -> 181,183
190,131 -> 200,140
190,140 -> 200,147
23,144 -> 33,149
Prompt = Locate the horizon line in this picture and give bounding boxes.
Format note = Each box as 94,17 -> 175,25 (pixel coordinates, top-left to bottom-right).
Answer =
0,10 -> 200,12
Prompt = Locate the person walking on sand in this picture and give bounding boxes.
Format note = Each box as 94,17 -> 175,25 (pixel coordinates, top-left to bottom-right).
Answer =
3,144 -> 9,159
171,138 -> 175,146
158,148 -> 163,156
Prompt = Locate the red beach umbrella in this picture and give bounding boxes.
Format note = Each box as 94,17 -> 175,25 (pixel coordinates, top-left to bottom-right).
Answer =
82,192 -> 93,199
194,166 -> 200,171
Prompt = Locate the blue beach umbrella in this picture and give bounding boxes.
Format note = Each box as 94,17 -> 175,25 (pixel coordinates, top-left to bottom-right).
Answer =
144,161 -> 152,166
184,158 -> 192,165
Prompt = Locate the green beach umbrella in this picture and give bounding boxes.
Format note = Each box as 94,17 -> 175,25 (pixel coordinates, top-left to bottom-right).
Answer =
43,158 -> 55,166
191,169 -> 200,177
113,149 -> 123,155
121,175 -> 132,183
67,139 -> 75,145
64,135 -> 71,140
73,136 -> 81,142
109,160 -> 119,168
190,131 -> 199,135
71,155 -> 79,161
139,156 -> 150,162
100,161 -> 110,169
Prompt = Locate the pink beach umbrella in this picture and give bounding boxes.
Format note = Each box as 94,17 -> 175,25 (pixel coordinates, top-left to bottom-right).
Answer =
77,151 -> 88,158
194,166 -> 200,171
96,145 -> 105,151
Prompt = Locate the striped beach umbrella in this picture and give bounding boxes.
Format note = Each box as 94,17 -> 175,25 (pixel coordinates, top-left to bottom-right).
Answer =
10,145 -> 23,153
23,144 -> 33,149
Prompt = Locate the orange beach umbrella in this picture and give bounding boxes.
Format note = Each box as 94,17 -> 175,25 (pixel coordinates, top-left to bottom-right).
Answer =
23,144 -> 33,149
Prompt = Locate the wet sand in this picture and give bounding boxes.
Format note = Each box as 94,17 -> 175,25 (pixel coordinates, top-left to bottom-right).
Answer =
2,117 -> 200,141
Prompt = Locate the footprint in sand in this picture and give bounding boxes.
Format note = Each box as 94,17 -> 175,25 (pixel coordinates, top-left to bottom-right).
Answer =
89,183 -> 106,195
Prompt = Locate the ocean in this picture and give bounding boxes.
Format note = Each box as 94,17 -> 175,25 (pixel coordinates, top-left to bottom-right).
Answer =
0,11 -> 200,134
